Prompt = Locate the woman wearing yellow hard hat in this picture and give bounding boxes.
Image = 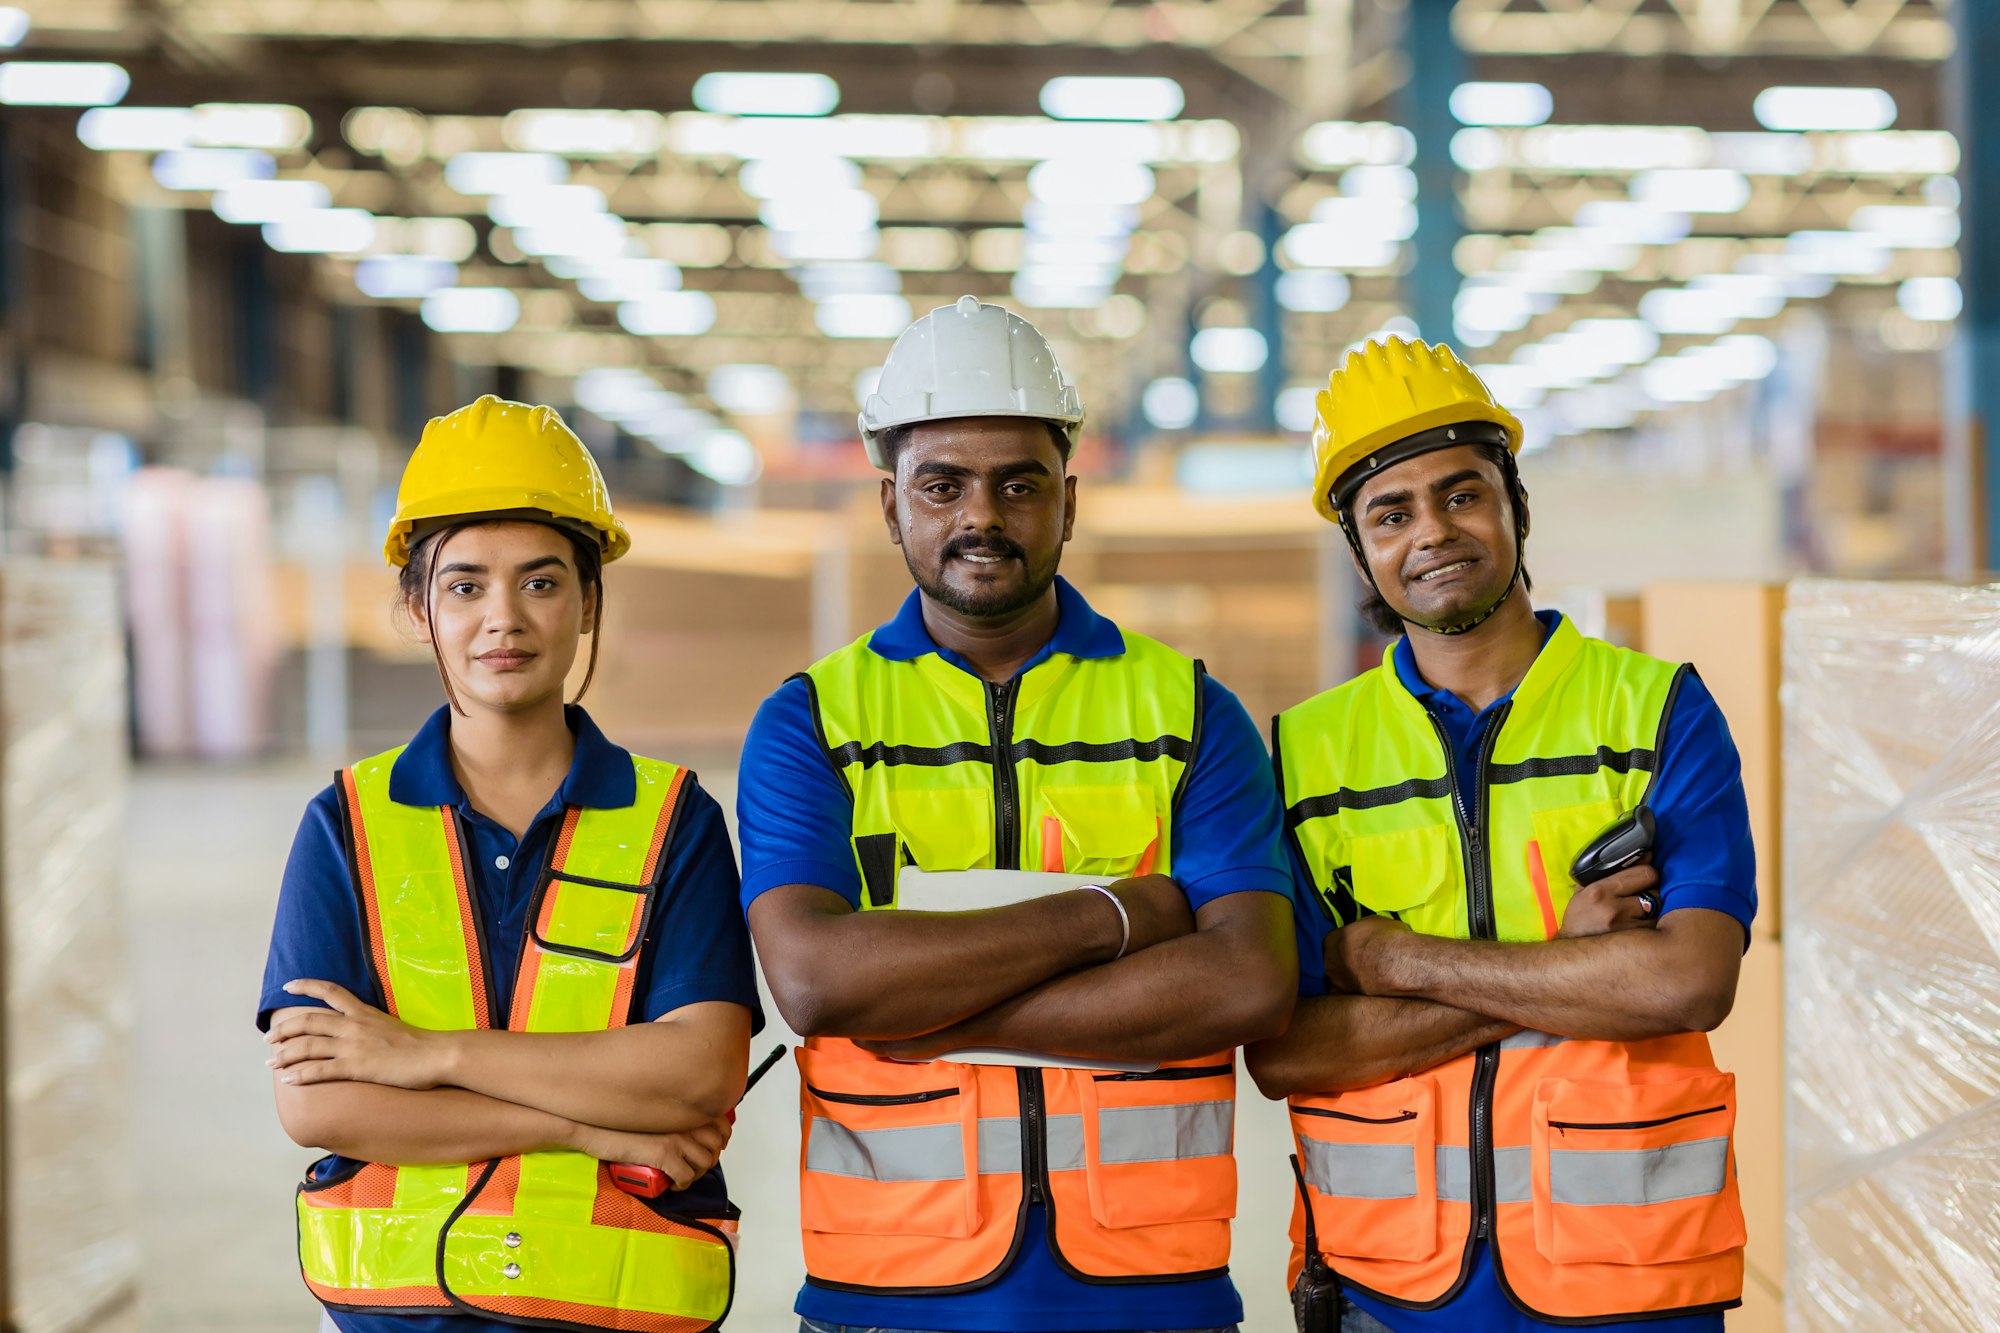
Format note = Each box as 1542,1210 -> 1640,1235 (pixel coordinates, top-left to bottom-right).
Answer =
256,395 -> 761,1332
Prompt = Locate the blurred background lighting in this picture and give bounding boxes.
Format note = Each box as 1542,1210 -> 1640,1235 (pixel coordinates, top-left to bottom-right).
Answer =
692,72 -> 840,117
707,364 -> 795,414
152,148 -> 276,191
420,287 -> 520,334
262,209 -> 378,255
1753,86 -> 1897,132
1449,81 -> 1553,127
617,291 -> 718,336
1142,377 -> 1199,430
1899,276 -> 1964,322
354,256 -> 458,299
0,61 -> 129,107
1040,76 -> 1184,122
1190,327 -> 1269,374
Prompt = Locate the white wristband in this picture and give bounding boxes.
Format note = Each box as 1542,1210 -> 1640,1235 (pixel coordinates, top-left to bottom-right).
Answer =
1083,884 -> 1130,961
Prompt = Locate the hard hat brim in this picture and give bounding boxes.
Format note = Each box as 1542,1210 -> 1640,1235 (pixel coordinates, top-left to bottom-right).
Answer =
384,489 -> 632,567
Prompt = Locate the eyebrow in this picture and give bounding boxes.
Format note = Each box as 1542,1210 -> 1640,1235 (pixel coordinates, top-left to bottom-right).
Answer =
910,459 -> 1053,481
1363,469 -> 1489,515
437,555 -> 571,576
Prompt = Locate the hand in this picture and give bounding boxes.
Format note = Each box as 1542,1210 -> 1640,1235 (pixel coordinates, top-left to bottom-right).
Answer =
572,1116 -> 733,1191
1556,863 -> 1662,939
265,979 -> 449,1089
1323,915 -> 1411,995
1100,874 -> 1195,956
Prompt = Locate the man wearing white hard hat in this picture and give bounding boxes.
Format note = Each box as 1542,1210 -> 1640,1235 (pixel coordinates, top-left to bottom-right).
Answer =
737,296 -> 1298,1333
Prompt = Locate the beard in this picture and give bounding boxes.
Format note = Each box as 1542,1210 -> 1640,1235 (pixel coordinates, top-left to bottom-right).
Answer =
904,535 -> 1061,618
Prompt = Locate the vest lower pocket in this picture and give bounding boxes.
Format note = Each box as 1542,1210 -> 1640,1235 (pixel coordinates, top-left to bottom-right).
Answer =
1529,1071 -> 1746,1267
1073,1062 -> 1236,1229
1291,1077 -> 1439,1262
798,1048 -> 988,1239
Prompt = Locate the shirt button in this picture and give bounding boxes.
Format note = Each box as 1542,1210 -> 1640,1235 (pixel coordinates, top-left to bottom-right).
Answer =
495,855 -> 511,871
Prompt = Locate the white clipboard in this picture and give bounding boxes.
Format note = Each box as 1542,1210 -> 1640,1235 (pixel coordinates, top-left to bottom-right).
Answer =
894,867 -> 1160,1074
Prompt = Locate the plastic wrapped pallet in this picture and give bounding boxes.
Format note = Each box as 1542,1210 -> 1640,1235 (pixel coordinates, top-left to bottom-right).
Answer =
1784,579 -> 2000,1331
0,561 -> 138,1329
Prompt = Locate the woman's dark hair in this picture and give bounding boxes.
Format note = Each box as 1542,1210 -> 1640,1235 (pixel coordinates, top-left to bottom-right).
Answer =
399,519 -> 606,716
1353,443 -> 1531,637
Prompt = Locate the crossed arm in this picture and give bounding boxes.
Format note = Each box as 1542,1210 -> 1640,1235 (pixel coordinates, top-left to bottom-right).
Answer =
268,985 -> 751,1185
1246,866 -> 1745,1099
747,876 -> 1296,1063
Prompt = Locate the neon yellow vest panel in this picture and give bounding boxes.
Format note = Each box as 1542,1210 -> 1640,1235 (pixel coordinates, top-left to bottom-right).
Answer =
295,746 -> 737,1333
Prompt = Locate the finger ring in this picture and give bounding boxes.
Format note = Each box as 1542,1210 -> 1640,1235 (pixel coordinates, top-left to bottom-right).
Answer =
1637,890 -> 1659,919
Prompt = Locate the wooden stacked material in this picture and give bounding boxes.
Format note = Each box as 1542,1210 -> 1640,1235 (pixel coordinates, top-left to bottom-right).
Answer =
0,561 -> 138,1330
1782,580 -> 2000,1332
1642,582 -> 1787,1325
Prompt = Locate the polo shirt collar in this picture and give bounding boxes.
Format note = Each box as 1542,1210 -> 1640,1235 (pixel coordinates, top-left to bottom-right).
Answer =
1392,608 -> 1564,709
388,704 -> 637,810
866,575 -> 1125,664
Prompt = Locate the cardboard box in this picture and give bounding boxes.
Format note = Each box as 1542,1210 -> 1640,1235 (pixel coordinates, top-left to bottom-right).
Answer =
1710,937 -> 1783,1285
1641,583 -> 1784,937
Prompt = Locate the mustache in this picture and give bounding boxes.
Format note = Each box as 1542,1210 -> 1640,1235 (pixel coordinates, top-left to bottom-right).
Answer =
944,536 -> 1025,561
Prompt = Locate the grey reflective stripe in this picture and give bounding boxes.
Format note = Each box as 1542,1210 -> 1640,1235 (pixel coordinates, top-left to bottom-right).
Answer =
1098,1101 -> 1234,1165
807,1116 -> 1022,1182
1047,1114 -> 1084,1173
1301,1139 -> 1417,1200
1549,1136 -> 1729,1207
1434,1146 -> 1530,1203
1500,1029 -> 1569,1051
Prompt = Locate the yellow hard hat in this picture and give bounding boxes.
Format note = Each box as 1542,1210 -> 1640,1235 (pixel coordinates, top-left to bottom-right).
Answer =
1309,336 -> 1523,524
384,395 -> 631,568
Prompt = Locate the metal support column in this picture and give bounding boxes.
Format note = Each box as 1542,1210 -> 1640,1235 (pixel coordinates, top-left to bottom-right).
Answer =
1400,0 -> 1464,346
1947,0 -> 2000,573
1252,198 -> 1285,432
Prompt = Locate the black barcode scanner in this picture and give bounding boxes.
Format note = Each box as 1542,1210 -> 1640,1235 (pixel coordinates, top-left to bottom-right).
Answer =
1569,807 -> 1656,886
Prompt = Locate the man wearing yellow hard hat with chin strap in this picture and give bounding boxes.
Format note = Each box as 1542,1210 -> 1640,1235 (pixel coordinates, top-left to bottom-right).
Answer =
1245,337 -> 1761,1333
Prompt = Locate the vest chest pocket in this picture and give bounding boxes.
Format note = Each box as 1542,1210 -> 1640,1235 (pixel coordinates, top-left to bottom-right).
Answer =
1529,1071 -> 1745,1267
874,787 -> 996,885
1525,799 -> 1625,939
1346,824 -> 1459,932
1036,785 -> 1162,878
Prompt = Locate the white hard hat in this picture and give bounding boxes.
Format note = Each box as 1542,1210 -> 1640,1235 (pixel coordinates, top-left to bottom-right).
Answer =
858,294 -> 1085,471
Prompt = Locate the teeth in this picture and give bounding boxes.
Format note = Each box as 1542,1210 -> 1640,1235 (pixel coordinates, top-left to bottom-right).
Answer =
1419,560 -> 1473,582
961,553 -> 1005,563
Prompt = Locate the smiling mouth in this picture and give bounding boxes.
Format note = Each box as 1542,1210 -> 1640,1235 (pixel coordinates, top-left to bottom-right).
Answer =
1415,559 -> 1476,583
954,551 -> 1015,565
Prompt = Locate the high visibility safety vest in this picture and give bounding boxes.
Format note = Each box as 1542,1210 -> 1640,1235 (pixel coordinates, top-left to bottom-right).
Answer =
792,628 -> 1239,1294
1275,617 -> 1745,1324
296,747 -> 738,1333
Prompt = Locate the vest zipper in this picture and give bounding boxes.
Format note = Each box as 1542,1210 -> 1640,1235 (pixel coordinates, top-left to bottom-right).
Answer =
1018,1067 -> 1048,1206
1428,704 -> 1509,1241
988,678 -> 1022,870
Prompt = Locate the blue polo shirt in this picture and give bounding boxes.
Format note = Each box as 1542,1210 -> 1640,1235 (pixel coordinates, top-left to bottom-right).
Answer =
737,577 -> 1293,1333
259,704 -> 763,1333
1287,611 -> 1754,1333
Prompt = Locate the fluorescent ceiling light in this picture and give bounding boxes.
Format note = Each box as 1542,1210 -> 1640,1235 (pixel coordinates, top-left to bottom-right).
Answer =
78,107 -> 193,152
1190,327 -> 1268,375
1027,158 -> 1155,207
1850,205 -> 1959,250
1281,224 -> 1398,270
354,256 -> 458,299
1686,273 -> 1786,320
1299,121 -> 1416,169
1011,274 -> 1109,309
1784,229 -> 1890,277
760,189 -> 878,234
770,228 -> 880,263
1572,200 -> 1690,246
445,151 -> 565,196
263,209 -> 377,255
1471,364 -> 1545,410
708,363 -> 794,413
1023,201 -> 1138,238
574,258 -> 682,303
395,217 -> 479,263
1754,86 -> 1896,133
1638,287 -> 1739,336
575,370 -> 678,422
1450,128 -> 1505,171
504,108 -> 664,156
0,62 -> 128,107
0,9 -> 29,48
692,72 -> 839,118
152,148 -> 275,191
1022,234 -> 1128,267
1341,165 -> 1418,201
1309,196 -> 1417,241
816,293 -> 913,339
1898,276 -> 1962,322
739,155 -> 860,200
1453,286 -> 1537,336
1016,262 -> 1122,291
686,431 -> 763,487
192,104 -> 312,150
1632,168 -> 1750,215
211,178 -> 331,225
1450,82 -> 1552,128
1276,270 -> 1350,313
511,214 -> 631,259
1039,76 -> 1184,123
1708,132 -> 1812,176
797,262 -> 899,300
421,287 -> 519,334
1564,318 -> 1659,366
487,185 -> 607,229
1142,378 -> 1199,431
617,291 -> 717,336
1711,334 -> 1779,379
1275,386 -> 1320,434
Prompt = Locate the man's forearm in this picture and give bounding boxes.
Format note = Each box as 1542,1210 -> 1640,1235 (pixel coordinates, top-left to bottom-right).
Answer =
439,1006 -> 747,1134
873,895 -> 1296,1063
1359,911 -> 1742,1041
276,1077 -> 579,1166
1245,994 -> 1517,1099
751,885 -> 1128,1039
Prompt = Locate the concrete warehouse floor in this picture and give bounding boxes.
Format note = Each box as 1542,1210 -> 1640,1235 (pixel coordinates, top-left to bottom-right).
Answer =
127,760 -> 1300,1333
